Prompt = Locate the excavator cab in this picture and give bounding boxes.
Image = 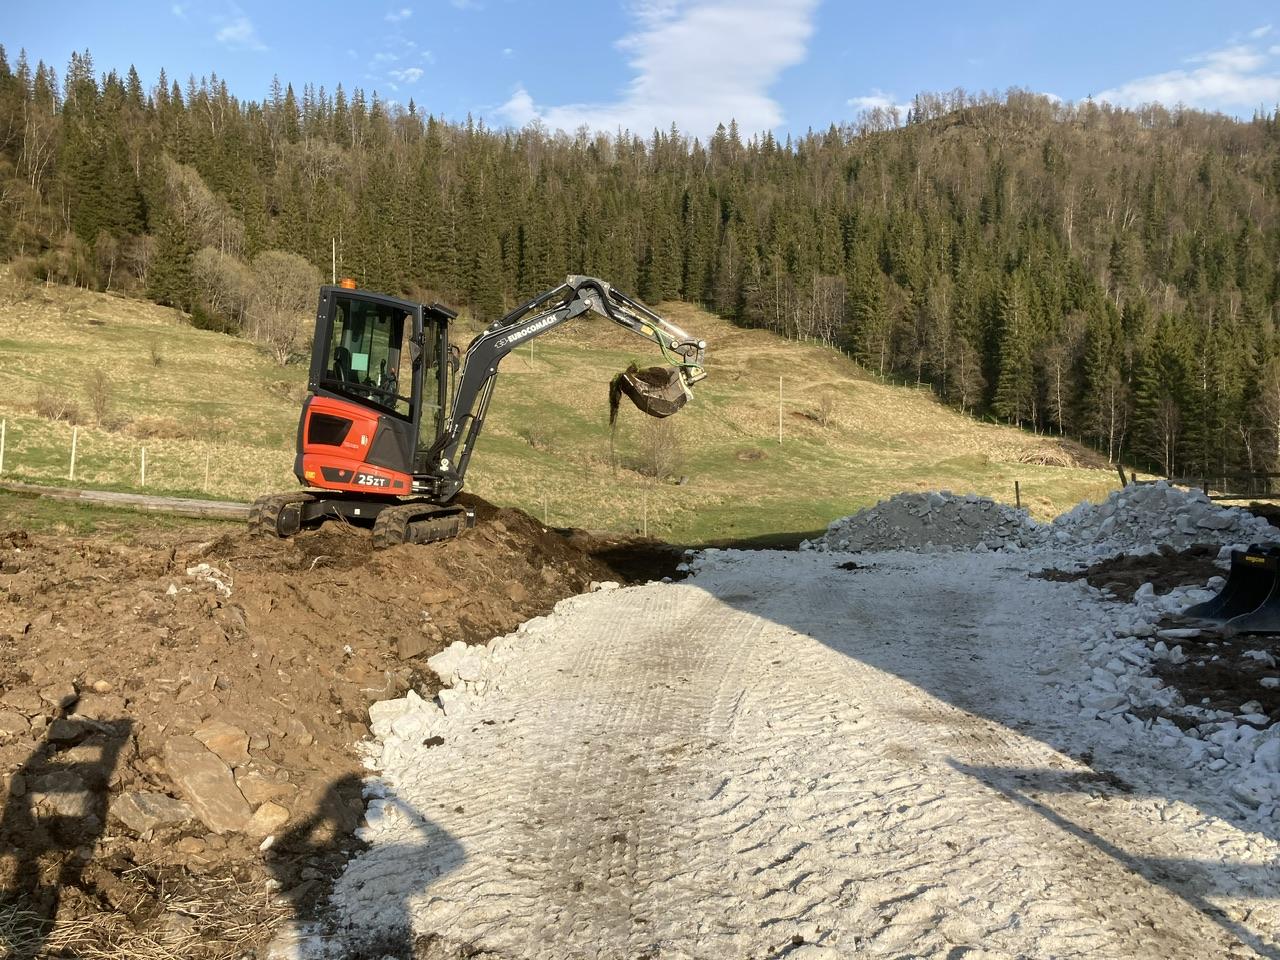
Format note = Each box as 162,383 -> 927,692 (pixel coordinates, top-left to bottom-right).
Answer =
294,283 -> 454,497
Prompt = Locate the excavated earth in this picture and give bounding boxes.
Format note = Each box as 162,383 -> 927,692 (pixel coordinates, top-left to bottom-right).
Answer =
0,494 -> 679,957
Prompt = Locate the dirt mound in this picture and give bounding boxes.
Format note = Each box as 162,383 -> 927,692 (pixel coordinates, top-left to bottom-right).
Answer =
0,498 -> 676,956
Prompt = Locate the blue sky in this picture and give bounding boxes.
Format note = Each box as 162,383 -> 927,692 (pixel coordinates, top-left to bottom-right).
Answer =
4,1 -> 1280,137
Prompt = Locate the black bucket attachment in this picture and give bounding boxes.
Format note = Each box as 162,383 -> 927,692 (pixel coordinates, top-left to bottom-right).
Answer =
1184,544 -> 1280,633
609,364 -> 689,424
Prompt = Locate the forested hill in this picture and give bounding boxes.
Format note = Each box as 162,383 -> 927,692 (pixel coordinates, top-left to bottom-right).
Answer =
2,47 -> 1279,478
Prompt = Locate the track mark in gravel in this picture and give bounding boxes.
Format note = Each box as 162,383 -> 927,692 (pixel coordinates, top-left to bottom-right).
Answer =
331,551 -> 1280,960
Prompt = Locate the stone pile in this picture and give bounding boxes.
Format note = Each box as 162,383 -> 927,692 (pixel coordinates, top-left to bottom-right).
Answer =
1048,481 -> 1276,554
807,481 -> 1278,556
803,491 -> 1041,553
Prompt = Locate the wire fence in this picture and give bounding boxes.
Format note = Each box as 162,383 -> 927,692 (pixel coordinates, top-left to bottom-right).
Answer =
0,415 -> 294,503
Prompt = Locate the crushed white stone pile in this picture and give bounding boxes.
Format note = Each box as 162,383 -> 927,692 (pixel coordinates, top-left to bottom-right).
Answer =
1047,481 -> 1275,553
805,481 -> 1279,556
803,491 -> 1039,552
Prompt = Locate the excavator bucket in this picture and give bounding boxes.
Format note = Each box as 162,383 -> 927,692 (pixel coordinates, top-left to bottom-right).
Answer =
1184,544 -> 1280,633
609,364 -> 689,423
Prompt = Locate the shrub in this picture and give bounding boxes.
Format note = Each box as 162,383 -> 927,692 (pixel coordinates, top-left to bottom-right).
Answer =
34,388 -> 82,424
630,417 -> 683,480
86,369 -> 113,424
517,423 -> 550,450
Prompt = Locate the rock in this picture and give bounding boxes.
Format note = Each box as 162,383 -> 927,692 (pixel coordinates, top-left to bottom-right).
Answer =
90,679 -> 114,694
110,791 -> 196,834
39,682 -> 78,711
46,718 -> 90,743
30,770 -> 89,817
396,632 -> 435,660
0,710 -> 30,736
1253,736 -> 1280,774
174,836 -> 206,855
245,802 -> 290,837
1157,628 -> 1201,641
1,689 -> 42,716
73,693 -> 127,721
427,640 -> 471,685
235,769 -> 298,806
162,736 -> 251,834
284,717 -> 313,748
194,721 -> 251,765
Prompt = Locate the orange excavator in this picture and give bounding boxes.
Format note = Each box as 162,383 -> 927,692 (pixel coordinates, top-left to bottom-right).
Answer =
249,275 -> 707,548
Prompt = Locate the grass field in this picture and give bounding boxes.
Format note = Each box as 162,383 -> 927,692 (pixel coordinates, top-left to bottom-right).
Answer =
0,272 -> 1120,543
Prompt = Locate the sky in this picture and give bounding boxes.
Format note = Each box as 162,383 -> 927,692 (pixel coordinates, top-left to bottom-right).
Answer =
4,1 -> 1280,138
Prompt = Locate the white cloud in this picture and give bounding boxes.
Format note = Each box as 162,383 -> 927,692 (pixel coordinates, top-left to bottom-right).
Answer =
390,66 -> 424,84
847,88 -> 910,114
215,10 -> 267,52
421,50 -> 436,63
497,0 -> 818,137
502,47 -> 514,58
1250,24 -> 1273,39
386,6 -> 412,22
373,51 -> 399,63
1097,34 -> 1280,113
171,2 -> 188,18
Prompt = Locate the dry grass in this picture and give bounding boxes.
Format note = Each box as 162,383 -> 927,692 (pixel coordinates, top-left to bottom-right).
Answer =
0,873 -> 284,959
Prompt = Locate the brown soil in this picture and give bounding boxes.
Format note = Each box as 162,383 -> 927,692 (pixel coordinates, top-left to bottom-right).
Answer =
1149,630 -> 1280,725
1035,544 -> 1223,602
0,496 -> 680,957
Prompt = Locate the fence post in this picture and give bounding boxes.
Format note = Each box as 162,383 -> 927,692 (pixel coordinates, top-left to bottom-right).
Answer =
777,376 -> 783,444
542,493 -> 548,526
140,447 -> 147,487
204,450 -> 211,492
1014,480 -> 1021,510
68,427 -> 78,482
643,493 -> 648,538
0,418 -> 5,475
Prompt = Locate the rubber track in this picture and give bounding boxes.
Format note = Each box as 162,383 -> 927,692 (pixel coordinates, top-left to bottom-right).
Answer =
246,491 -> 314,537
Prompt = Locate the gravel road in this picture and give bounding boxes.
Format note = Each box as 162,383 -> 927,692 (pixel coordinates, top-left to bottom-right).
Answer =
315,550 -> 1280,959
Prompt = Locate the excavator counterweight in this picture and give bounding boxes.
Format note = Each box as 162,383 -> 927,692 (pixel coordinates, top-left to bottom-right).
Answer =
249,276 -> 707,546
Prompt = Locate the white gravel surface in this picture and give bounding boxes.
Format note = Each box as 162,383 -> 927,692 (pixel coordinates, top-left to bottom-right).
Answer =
277,544 -> 1280,959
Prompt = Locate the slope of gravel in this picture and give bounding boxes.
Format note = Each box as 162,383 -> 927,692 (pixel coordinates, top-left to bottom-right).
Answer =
290,549 -> 1280,960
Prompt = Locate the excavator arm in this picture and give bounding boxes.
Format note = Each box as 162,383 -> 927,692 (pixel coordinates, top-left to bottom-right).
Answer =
422,275 -> 707,499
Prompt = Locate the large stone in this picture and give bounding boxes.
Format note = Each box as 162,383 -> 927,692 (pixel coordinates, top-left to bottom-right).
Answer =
0,710 -> 29,736
235,768 -> 297,806
194,721 -> 251,765
245,801 -> 290,838
163,735 -> 251,834
30,770 -> 90,817
110,791 -> 196,834
74,693 -> 127,722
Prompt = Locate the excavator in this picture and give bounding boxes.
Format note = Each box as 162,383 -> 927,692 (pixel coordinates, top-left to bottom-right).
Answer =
249,275 -> 707,548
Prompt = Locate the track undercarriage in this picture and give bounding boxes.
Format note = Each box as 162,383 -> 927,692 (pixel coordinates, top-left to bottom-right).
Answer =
248,491 -> 475,548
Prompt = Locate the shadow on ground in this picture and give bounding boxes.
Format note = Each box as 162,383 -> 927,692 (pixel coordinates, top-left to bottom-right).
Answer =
269,774 -> 465,959
0,717 -> 132,959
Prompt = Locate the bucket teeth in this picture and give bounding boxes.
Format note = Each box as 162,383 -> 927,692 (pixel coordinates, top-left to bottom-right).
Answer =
1184,543 -> 1280,634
